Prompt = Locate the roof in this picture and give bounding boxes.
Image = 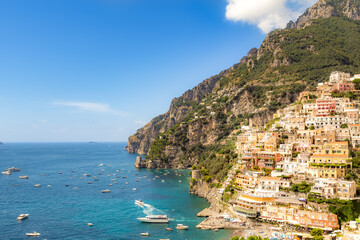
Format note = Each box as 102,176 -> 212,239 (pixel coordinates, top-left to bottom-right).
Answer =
260,176 -> 281,181
275,198 -> 304,205
311,154 -> 349,158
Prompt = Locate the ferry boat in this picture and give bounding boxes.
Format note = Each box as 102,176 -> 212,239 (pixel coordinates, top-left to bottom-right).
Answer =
17,214 -> 29,220
137,215 -> 169,223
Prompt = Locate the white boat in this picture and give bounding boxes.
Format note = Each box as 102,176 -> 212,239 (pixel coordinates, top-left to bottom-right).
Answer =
34,184 -> 41,188
2,170 -> 11,175
140,232 -> 150,236
176,224 -> 189,230
101,189 -> 111,193
135,200 -> 145,206
137,215 -> 169,223
17,214 -> 29,220
19,176 -> 29,179
88,223 -> 93,226
26,231 -> 40,236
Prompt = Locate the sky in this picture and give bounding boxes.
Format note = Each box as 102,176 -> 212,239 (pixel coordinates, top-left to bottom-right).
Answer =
0,0 -> 317,142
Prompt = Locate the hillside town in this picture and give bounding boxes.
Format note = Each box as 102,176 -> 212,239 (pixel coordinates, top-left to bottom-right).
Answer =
218,72 -> 360,240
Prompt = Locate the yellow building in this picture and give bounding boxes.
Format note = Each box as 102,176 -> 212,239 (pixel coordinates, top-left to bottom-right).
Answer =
310,142 -> 352,179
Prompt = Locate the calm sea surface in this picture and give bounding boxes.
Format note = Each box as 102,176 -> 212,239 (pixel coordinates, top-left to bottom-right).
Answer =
0,143 -> 230,240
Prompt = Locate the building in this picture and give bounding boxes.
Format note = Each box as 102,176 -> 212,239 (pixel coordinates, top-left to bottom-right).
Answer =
330,71 -> 350,84
232,194 -> 274,218
298,210 -> 339,230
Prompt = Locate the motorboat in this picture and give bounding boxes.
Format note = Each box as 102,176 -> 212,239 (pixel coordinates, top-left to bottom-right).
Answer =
34,184 -> 41,188
135,200 -> 145,206
17,214 -> 29,220
101,189 -> 111,193
137,215 -> 169,223
88,223 -> 93,226
19,176 -> 29,179
26,231 -> 40,236
165,228 -> 173,231
176,224 -> 189,230
8,167 -> 20,172
140,232 -> 150,236
2,170 -> 11,175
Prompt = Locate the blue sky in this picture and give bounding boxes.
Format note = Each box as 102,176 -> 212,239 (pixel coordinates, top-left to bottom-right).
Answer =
0,0 -> 316,142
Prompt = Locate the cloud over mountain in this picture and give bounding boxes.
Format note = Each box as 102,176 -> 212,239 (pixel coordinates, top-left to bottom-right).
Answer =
225,0 -> 317,33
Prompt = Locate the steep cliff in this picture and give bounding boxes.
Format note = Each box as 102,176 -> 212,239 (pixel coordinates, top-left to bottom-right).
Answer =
128,0 -> 360,181
287,0 -> 360,29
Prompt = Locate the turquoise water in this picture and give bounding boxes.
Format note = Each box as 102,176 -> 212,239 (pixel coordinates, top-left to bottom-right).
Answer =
0,143 -> 230,240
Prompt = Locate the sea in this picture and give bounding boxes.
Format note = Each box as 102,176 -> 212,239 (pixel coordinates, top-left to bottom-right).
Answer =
0,142 -> 230,240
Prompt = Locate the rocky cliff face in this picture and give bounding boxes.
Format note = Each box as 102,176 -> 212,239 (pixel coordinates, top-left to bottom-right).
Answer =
127,63 -> 245,155
287,0 -> 360,29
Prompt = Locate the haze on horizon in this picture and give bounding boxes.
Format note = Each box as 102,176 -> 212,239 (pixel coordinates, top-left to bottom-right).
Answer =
0,0 -> 316,142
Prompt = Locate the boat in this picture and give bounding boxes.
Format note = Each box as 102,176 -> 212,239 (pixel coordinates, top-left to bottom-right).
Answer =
88,223 -> 93,226
137,215 -> 170,223
34,184 -> 41,187
165,228 -> 173,231
58,172 -> 62,174
135,200 -> 145,206
17,214 -> 29,220
8,167 -> 20,172
2,170 -> 11,175
176,224 -> 189,230
19,176 -> 29,179
132,188 -> 137,191
140,232 -> 150,236
26,231 -> 40,236
101,189 -> 111,193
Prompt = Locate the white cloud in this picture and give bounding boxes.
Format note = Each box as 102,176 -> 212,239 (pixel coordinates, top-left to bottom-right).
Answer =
225,0 -> 317,33
53,101 -> 128,116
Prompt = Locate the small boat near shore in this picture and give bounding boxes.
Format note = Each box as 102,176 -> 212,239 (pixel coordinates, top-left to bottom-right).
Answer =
137,215 -> 169,223
176,224 -> 189,230
17,214 -> 29,220
101,189 -> 111,193
26,231 -> 40,236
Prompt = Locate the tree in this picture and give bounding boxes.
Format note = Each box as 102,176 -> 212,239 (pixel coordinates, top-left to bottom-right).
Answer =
353,78 -> 360,90
309,125 -> 315,130
311,228 -> 323,237
341,123 -> 348,128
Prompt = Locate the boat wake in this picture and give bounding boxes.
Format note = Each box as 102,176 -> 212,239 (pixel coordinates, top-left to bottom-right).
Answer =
137,203 -> 166,216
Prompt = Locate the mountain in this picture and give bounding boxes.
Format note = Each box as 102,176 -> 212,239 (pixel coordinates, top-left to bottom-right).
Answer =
127,0 -> 360,180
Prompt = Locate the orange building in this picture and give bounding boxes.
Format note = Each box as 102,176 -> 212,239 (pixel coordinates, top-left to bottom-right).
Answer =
298,210 -> 339,230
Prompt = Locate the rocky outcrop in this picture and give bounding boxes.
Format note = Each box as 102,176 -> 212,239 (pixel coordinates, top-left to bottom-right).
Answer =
134,156 -> 146,168
288,0 -> 360,30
